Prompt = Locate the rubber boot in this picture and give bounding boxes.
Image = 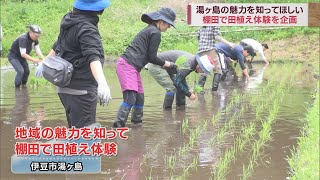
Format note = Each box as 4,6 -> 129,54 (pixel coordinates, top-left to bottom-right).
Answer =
247,62 -> 253,70
212,73 -> 221,91
163,91 -> 175,109
176,90 -> 186,108
131,107 -> 143,124
220,69 -> 229,81
113,106 -> 131,128
219,53 -> 228,82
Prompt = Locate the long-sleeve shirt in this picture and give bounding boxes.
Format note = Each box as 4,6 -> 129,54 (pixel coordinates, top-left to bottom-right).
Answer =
52,10 -> 105,91
122,24 -> 166,71
241,38 -> 266,61
215,43 -> 247,70
197,26 -> 221,53
147,50 -> 195,94
173,57 -> 197,97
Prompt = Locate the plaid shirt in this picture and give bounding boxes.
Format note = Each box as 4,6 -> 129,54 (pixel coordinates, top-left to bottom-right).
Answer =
197,26 -> 221,53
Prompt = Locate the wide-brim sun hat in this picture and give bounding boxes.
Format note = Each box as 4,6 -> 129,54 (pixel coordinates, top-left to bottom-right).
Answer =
141,7 -> 176,28
74,0 -> 110,11
195,54 -> 215,75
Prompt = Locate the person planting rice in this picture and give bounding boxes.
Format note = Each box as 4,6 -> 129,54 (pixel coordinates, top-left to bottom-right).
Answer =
147,50 -> 195,109
113,7 -> 177,128
148,49 -> 218,108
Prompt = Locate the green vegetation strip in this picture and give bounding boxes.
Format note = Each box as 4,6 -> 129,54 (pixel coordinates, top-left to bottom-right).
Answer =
172,64 -> 289,179
213,121 -> 256,180
242,93 -> 283,180
287,83 -> 320,180
211,64 -> 294,179
1,0 -> 318,58
213,84 -> 284,179
241,65 -> 295,180
170,90 -> 247,180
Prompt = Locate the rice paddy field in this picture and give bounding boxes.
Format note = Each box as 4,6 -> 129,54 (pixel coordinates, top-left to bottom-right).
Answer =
1,62 -> 318,180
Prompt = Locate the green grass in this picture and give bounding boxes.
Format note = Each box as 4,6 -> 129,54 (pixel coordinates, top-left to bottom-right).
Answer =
1,0 -> 319,59
288,83 -> 320,180
0,58 -> 11,67
1,1 -> 319,178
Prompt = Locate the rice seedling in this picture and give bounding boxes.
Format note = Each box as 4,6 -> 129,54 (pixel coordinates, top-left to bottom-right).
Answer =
212,121 -> 257,179
211,112 -> 221,126
211,67 -> 294,180
249,95 -> 258,106
140,129 -> 177,169
165,153 -> 177,170
140,143 -> 161,169
236,64 -> 298,179
146,167 -> 153,180
181,118 -> 190,136
289,63 -> 302,84
208,135 -> 216,146
177,144 -> 190,158
29,77 -> 51,87
167,76 -> 282,179
173,156 -> 199,180
164,121 -> 208,173
241,90 -> 284,180
255,103 -> 264,120
210,107 -> 255,179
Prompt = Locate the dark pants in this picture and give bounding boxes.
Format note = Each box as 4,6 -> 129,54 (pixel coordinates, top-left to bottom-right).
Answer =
8,57 -> 30,87
58,91 -> 97,128
176,90 -> 186,106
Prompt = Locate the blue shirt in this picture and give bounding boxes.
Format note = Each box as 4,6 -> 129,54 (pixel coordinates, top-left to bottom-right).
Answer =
215,43 -> 247,70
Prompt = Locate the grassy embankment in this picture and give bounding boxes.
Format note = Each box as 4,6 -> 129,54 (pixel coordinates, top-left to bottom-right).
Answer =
287,83 -> 319,180
1,0 -> 319,71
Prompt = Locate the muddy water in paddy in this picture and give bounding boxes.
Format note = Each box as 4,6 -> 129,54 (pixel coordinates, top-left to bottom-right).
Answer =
0,63 -> 316,180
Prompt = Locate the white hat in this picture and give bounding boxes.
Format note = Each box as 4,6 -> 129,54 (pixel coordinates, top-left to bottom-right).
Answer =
195,54 -> 215,75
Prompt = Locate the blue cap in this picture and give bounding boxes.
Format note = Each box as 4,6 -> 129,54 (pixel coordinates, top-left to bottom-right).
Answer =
74,0 -> 110,11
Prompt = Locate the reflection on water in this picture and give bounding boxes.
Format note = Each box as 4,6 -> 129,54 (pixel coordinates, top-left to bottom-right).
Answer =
10,87 -> 30,126
247,64 -> 268,90
8,87 -> 45,127
0,63 -> 316,179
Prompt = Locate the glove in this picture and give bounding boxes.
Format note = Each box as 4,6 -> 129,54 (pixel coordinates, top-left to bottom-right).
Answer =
35,62 -> 44,78
97,79 -> 112,106
165,62 -> 178,74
